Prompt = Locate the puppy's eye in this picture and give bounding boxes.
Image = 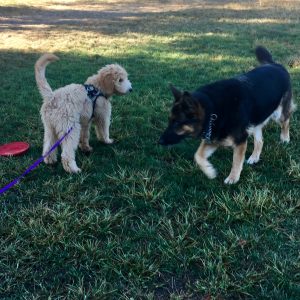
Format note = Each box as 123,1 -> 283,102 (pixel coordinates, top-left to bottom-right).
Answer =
119,78 -> 123,83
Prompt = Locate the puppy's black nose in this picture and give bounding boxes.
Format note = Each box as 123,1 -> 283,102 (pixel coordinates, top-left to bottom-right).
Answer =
129,88 -> 133,93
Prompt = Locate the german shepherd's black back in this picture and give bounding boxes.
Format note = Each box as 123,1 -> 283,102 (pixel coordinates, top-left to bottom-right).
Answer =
192,47 -> 292,144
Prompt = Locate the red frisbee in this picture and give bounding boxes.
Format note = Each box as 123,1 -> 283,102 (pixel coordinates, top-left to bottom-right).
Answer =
0,142 -> 30,157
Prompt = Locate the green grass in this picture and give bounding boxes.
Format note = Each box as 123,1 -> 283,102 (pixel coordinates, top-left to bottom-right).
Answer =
0,0 -> 300,299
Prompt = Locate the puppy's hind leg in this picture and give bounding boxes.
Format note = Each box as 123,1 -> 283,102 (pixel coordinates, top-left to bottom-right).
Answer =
79,120 -> 93,152
247,126 -> 263,164
225,141 -> 247,184
60,125 -> 81,173
194,141 -> 219,179
43,124 -> 58,164
94,101 -> 114,144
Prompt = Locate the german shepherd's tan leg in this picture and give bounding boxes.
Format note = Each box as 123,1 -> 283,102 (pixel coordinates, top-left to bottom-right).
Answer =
280,90 -> 296,143
280,118 -> 290,143
225,141 -> 247,184
194,141 -> 219,179
247,126 -> 263,164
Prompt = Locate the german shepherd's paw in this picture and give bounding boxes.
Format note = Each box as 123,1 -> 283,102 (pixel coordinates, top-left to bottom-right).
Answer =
247,155 -> 259,165
224,175 -> 240,184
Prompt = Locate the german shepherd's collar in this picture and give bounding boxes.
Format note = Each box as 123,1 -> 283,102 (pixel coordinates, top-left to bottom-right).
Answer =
202,113 -> 218,141
159,46 -> 295,184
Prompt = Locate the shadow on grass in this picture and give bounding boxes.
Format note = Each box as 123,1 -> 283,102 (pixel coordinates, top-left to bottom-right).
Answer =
1,3 -> 299,36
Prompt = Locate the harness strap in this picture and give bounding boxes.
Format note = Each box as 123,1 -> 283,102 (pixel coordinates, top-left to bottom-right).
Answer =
84,84 -> 106,118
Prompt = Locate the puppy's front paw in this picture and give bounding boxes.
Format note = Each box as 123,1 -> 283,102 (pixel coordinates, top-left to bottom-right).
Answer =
79,143 -> 93,153
224,175 -> 239,184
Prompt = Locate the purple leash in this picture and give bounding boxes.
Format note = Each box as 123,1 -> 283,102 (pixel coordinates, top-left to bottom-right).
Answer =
0,127 -> 73,196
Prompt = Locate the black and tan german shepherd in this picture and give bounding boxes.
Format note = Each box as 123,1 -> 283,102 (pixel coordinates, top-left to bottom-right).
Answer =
159,46 -> 295,184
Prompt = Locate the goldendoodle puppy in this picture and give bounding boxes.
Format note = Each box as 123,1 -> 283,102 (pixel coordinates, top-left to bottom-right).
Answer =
35,53 -> 132,173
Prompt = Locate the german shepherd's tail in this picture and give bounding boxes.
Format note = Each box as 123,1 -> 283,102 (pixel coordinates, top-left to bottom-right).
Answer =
255,46 -> 297,119
255,46 -> 274,64
35,53 -> 59,101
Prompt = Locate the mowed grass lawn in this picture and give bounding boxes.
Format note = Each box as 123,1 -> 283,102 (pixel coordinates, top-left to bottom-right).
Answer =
0,0 -> 299,298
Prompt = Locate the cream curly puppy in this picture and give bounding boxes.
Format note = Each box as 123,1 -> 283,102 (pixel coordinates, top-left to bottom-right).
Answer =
35,53 -> 132,173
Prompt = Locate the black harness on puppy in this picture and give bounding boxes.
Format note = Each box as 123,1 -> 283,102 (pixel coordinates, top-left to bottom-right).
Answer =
84,84 -> 106,118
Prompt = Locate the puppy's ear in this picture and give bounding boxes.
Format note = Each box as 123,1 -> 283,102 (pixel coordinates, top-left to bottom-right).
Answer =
99,72 -> 115,95
169,84 -> 182,102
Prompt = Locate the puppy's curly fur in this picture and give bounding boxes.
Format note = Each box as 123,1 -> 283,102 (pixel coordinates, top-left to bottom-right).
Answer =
35,53 -> 132,173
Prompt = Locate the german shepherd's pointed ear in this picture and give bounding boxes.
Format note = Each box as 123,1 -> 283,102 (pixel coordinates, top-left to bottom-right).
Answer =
169,84 -> 182,102
182,91 -> 197,108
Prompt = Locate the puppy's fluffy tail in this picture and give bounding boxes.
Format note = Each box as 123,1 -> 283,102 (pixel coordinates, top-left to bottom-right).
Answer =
255,46 -> 275,64
35,53 -> 59,100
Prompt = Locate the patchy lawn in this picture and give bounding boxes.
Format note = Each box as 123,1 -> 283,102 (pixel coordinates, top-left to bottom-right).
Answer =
0,0 -> 299,299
